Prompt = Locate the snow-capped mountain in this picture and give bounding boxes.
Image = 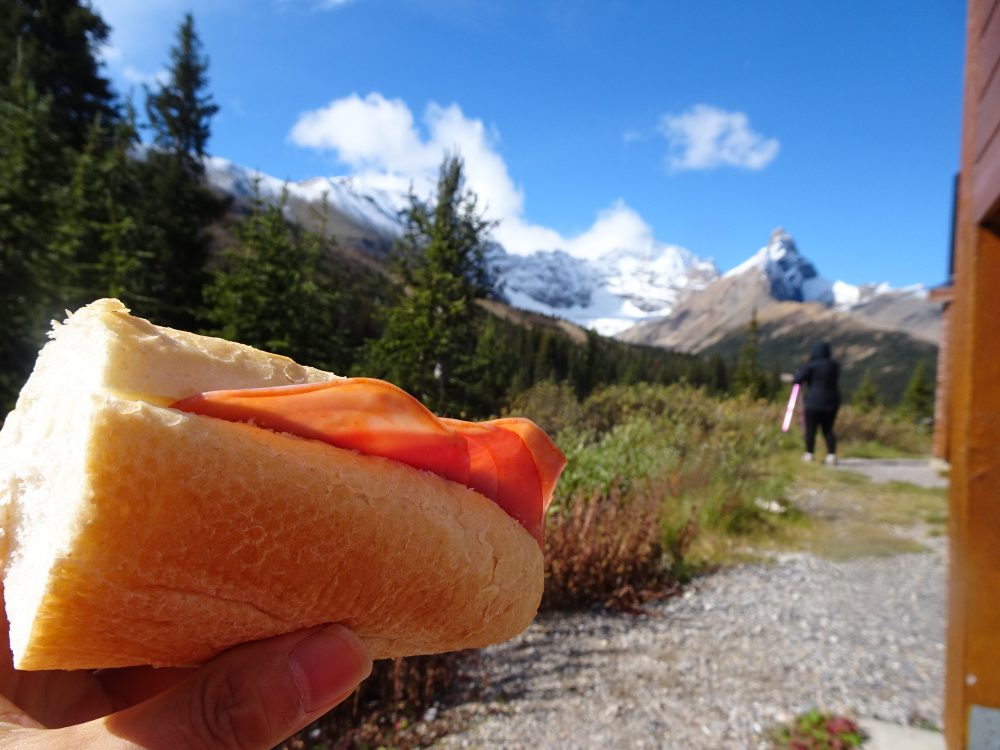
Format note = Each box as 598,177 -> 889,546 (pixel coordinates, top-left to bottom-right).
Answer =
719,227 -> 930,316
490,244 -> 719,336
724,228 -> 838,304
205,157 -> 719,336
621,227 -> 938,354
205,158 -> 936,345
206,157 -> 409,239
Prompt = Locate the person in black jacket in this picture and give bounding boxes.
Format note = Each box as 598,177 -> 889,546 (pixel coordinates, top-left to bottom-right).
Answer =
793,341 -> 841,464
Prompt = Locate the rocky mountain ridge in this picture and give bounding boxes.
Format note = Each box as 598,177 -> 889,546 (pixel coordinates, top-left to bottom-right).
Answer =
622,229 -> 939,351
205,158 -> 941,359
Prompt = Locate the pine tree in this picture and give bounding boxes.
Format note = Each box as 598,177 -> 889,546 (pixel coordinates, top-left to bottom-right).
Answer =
358,155 -> 497,416
707,354 -> 729,395
0,0 -> 118,149
205,185 -> 342,370
899,360 -> 935,423
732,312 -> 768,400
568,330 -> 600,398
140,12 -> 225,329
0,50 -> 66,412
852,368 -> 881,413
53,105 -> 154,307
768,359 -> 782,400
146,12 -> 218,166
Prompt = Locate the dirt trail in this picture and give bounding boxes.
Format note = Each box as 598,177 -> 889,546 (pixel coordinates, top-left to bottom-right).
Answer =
832,458 -> 948,490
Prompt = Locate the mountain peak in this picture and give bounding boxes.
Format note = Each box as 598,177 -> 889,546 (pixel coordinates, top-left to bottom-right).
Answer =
769,225 -> 791,245
726,228 -> 834,305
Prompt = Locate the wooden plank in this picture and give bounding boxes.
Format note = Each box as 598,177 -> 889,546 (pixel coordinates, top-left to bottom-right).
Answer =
979,0 -> 1000,94
981,0 -> 1000,40
965,232 -> 1000,724
945,202 -> 1000,750
947,4 -> 995,747
975,63 -> 1000,161
972,132 -> 1000,220
975,0 -> 1000,157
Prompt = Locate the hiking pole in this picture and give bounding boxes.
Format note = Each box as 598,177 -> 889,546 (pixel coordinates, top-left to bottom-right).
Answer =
782,383 -> 800,433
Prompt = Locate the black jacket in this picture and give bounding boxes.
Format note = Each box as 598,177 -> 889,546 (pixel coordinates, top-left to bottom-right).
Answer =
793,342 -> 841,411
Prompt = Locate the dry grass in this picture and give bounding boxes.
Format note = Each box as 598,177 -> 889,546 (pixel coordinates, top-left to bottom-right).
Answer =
542,486 -> 679,611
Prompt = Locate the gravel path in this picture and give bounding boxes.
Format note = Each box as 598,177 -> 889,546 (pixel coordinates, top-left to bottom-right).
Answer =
434,467 -> 947,749
833,458 -> 948,489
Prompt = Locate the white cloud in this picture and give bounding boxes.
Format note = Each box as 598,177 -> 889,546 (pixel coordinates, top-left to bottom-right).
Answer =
313,0 -> 355,8
290,93 -> 433,174
289,93 -> 527,241
658,104 -> 779,171
290,93 -> 678,261
567,201 -> 655,261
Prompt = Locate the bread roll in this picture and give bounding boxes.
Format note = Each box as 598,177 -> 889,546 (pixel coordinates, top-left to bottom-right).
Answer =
0,300 -> 543,670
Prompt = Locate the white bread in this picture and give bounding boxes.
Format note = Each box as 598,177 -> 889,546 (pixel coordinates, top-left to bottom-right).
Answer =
0,300 -> 543,670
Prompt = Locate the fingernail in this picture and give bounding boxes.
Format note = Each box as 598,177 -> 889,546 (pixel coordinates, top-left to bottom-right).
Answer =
289,624 -> 373,713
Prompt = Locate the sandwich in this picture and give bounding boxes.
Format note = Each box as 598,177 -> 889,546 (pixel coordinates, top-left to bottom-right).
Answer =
0,299 -> 564,670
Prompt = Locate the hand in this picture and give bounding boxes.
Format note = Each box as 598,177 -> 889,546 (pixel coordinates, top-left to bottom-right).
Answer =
0,610 -> 373,749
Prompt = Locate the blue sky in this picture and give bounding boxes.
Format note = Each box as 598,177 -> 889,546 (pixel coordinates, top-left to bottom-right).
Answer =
92,0 -> 965,287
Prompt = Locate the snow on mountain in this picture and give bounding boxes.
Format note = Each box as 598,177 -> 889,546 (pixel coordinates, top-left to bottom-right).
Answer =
206,157 -> 720,336
206,158 -> 929,341
491,244 -> 719,336
205,157 -> 408,237
622,226 -> 939,352
722,228 -> 928,313
724,227 -> 839,304
491,249 -> 597,310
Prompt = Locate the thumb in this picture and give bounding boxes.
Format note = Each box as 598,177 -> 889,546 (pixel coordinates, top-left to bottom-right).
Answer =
77,624 -> 370,750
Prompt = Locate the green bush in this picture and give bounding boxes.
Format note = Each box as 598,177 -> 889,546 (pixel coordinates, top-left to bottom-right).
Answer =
544,384 -> 789,606
836,405 -> 931,455
505,380 -> 583,435
543,485 -> 676,611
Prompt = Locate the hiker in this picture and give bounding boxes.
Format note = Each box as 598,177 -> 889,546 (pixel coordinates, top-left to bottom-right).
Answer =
793,341 -> 841,465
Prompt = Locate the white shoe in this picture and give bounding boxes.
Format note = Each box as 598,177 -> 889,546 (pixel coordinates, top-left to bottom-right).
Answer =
802,452 -> 814,462
825,454 -> 838,465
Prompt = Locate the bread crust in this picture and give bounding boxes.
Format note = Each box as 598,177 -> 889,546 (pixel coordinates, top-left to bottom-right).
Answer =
1,301 -> 544,670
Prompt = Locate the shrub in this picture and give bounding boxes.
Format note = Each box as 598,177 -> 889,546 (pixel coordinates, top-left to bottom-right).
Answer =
505,380 -> 583,435
579,382 -> 718,433
545,384 -> 789,607
836,405 -> 931,455
555,417 -> 680,501
543,485 -> 678,611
